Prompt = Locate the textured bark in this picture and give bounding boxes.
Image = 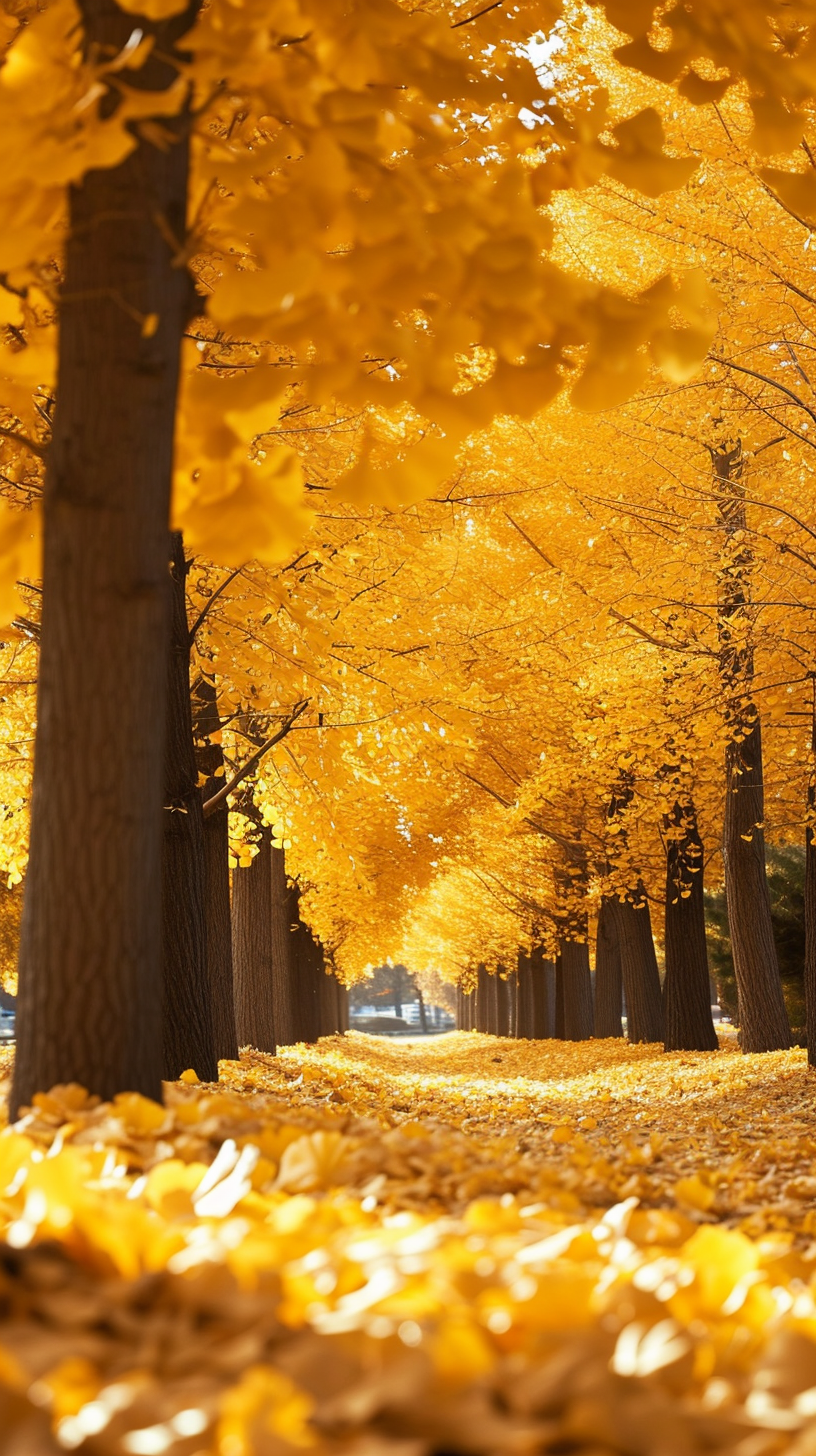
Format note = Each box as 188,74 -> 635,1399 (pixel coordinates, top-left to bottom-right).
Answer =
663,803 -> 718,1052
161,535 -> 217,1081
193,671 -> 238,1063
486,972 -> 499,1035
232,826 -> 276,1053
554,955 -> 565,1039
530,948 -> 555,1038
12,0 -> 199,1111
807,757 -> 816,1065
517,952 -> 535,1038
507,968 -> 519,1037
270,846 -> 296,1047
465,988 -> 476,1029
715,441 -> 790,1053
476,964 -> 491,1033
610,894 -> 663,1044
496,971 -> 510,1037
723,720 -> 791,1051
457,986 -> 475,1030
560,940 -> 594,1040
292,905 -> 322,1044
594,898 -> 623,1039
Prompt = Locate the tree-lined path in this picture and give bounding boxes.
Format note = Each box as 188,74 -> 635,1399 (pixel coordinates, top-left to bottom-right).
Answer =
5,0 -> 816,1448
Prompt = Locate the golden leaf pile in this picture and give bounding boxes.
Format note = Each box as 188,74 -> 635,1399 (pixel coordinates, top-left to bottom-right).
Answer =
2,1034 -> 816,1454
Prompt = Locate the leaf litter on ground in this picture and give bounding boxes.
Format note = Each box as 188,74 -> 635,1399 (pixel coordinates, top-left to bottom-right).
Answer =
1,1032 -> 816,1455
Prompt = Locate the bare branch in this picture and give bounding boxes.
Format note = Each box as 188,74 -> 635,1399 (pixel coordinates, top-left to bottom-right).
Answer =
188,564 -> 245,646
0,426 -> 47,461
202,699 -> 309,816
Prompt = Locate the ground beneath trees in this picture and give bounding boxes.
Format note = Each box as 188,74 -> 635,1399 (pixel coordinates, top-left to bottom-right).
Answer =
1,1034 -> 816,1456
224,1032 -> 816,1234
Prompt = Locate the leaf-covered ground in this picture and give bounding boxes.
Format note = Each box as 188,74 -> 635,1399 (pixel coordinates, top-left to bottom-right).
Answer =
1,1033 -> 816,1456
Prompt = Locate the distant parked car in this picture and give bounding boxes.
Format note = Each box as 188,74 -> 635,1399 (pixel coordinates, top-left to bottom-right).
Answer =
0,1008 -> 15,1042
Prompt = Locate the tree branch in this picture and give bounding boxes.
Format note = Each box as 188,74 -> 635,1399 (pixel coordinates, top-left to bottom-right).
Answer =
716,356 -> 816,428
202,699 -> 309,816
451,0 -> 502,26
0,426 -> 47,461
188,564 -> 245,646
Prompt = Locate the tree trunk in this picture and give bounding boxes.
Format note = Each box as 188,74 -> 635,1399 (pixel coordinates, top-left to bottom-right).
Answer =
723,720 -> 791,1051
594,898 -> 623,1039
292,911 -> 322,1044
270,846 -> 296,1046
416,989 -> 428,1034
299,934 -> 319,1044
517,952 -> 535,1038
465,987 -> 476,1029
530,948 -> 555,1038
193,671 -> 238,1063
336,979 -> 349,1033
610,893 -> 663,1043
476,964 -> 491,1032
663,802 -> 718,1052
487,973 -> 500,1035
161,534 -> 217,1081
319,969 -> 339,1037
232,826 -> 276,1053
12,0 -> 198,1112
554,955 -> 565,1038
496,972 -> 510,1037
714,441 -> 790,1053
507,968 -> 518,1037
560,940 -> 594,1040
806,752 -> 816,1064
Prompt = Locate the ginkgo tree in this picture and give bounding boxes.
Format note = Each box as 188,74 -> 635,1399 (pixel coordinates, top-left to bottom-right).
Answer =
2,0 -> 815,1107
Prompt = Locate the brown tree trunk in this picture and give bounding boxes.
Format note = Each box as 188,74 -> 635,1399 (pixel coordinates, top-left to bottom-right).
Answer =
193,671 -> 238,1063
291,898 -> 322,1044
517,951 -> 535,1038
486,972 -> 499,1034
594,898 -> 623,1038
270,846 -> 296,1046
457,986 -> 474,1030
319,969 -> 339,1037
465,987 -> 476,1029
560,940 -> 594,1040
496,971 -> 510,1037
11,0 -> 199,1112
530,947 -> 555,1038
723,720 -> 791,1051
476,964 -> 491,1032
417,988 -> 429,1034
161,534 -> 217,1081
714,441 -> 790,1053
507,968 -> 519,1036
610,893 -> 662,1043
232,826 -> 276,1053
336,979 -> 349,1033
663,802 -> 718,1052
554,954 -> 565,1038
806,709 -> 816,1064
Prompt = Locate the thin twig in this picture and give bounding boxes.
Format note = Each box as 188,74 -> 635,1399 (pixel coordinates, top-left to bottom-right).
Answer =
202,699 -> 309,817
188,564 -> 244,645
